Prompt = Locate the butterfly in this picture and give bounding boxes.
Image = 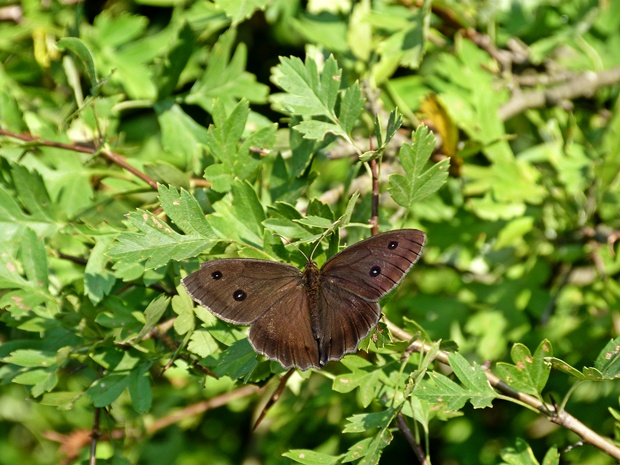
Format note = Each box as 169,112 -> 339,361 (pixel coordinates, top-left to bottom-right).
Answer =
182,229 -> 426,370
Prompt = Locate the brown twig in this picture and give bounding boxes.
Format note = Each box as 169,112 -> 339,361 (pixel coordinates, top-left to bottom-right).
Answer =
0,129 -> 160,190
369,157 -> 380,236
384,318 -> 620,461
396,413 -> 428,464
499,67 -> 620,121
90,407 -> 101,465
146,384 -> 264,434
44,385 -> 262,463
253,368 -> 295,429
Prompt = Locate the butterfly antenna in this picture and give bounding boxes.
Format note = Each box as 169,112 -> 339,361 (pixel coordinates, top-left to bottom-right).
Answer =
309,226 -> 339,261
273,233 -> 310,262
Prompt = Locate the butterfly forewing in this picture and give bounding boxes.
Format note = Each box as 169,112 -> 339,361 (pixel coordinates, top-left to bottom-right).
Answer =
182,259 -> 303,325
320,229 -> 426,302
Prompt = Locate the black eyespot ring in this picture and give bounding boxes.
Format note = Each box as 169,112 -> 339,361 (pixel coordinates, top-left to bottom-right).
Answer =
233,289 -> 247,301
369,266 -> 381,277
388,241 -> 398,250
211,271 -> 223,280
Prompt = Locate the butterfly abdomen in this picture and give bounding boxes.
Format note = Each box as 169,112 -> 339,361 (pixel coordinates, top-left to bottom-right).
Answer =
302,261 -> 327,365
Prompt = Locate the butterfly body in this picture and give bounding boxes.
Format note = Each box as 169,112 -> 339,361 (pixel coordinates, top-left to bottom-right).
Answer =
182,229 -> 426,370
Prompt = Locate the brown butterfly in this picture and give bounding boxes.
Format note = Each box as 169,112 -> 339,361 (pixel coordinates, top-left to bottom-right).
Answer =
182,229 -> 426,370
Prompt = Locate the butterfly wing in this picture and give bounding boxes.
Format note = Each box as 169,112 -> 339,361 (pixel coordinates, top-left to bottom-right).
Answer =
182,258 -> 319,370
312,229 -> 426,364
315,283 -> 381,366
320,229 -> 426,302
250,290 -> 319,370
182,259 -> 303,324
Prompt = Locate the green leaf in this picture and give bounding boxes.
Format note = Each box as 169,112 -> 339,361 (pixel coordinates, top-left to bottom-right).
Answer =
19,227 -> 49,289
542,447 -> 560,465
342,428 -> 392,465
594,336 -> 620,379
496,340 -> 552,397
85,235 -> 116,304
136,295 -> 170,340
338,82 -> 364,134
414,371 -> 469,411
343,409 -> 396,433
155,100 -> 210,170
284,450 -> 340,465
108,209 -> 215,271
39,391 -> 82,409
128,363 -> 152,414
500,438 -> 541,465
333,357 -> 385,408
158,185 -> 215,238
448,352 -> 496,408
271,55 -> 341,117
214,339 -> 258,381
172,292 -> 195,336
388,125 -> 449,208
187,25 -> 268,105
0,166 -> 60,240
208,180 -> 267,248
4,349 -> 56,368
270,55 -> 360,142
188,329 -> 220,358
57,37 -> 98,88
547,357 -> 588,380
87,372 -> 131,408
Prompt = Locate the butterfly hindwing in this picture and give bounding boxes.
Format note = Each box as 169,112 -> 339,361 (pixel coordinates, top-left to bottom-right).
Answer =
249,288 -> 319,370
316,282 -> 381,366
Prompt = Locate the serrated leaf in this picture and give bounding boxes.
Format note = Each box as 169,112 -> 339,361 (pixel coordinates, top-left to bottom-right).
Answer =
0,167 -> 60,240
333,357 -> 384,408
388,125 -> 449,208
343,409 -> 396,433
109,210 -> 215,271
338,83 -> 364,134
284,449 -> 340,465
414,371 -> 468,411
294,120 -> 346,140
158,185 -> 215,238
448,352 -> 496,408
270,55 -> 359,143
271,55 -> 341,117
263,218 -> 316,240
343,428 -> 392,465
156,101 -> 210,169
208,181 -> 266,247
187,26 -> 269,106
